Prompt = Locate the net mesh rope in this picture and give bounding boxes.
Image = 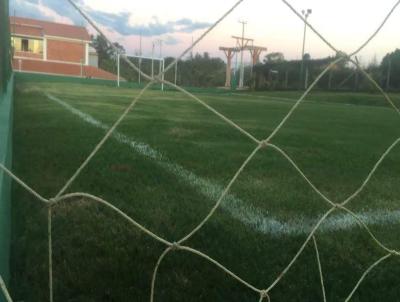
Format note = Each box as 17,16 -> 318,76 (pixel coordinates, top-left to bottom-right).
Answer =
1,0 -> 400,301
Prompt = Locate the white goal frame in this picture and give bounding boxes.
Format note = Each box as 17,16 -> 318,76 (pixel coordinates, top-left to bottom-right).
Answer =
117,53 -> 165,91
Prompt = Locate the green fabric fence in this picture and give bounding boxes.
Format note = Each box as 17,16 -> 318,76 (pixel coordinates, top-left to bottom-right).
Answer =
0,0 -> 13,299
0,76 -> 13,293
15,72 -> 232,95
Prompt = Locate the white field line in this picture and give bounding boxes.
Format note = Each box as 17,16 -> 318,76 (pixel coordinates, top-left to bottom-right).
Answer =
46,93 -> 400,237
230,93 -> 300,103
230,92 -> 400,108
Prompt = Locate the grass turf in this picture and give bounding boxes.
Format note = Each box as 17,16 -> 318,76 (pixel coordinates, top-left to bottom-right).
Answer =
9,78 -> 400,301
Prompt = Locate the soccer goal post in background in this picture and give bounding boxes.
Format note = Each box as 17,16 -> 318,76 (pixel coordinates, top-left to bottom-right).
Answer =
117,54 -> 165,91
0,0 -> 13,297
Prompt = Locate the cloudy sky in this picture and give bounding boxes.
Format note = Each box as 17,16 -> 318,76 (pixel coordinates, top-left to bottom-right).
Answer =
10,0 -> 400,65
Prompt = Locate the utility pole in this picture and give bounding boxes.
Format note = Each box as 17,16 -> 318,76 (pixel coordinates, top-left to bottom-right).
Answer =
232,24 -> 253,89
300,8 -> 312,90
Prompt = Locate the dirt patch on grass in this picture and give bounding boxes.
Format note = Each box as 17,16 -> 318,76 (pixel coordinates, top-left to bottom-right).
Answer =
168,127 -> 196,138
110,164 -> 132,173
52,198 -> 94,217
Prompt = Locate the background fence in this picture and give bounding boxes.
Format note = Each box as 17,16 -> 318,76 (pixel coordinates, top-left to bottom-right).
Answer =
13,72 -> 230,95
0,0 -> 12,93
0,0 -> 13,299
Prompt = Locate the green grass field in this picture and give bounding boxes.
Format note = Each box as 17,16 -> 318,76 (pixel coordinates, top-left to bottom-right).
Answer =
9,77 -> 400,301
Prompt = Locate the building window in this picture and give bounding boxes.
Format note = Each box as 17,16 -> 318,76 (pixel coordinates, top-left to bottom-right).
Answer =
21,39 -> 29,51
11,37 -> 43,54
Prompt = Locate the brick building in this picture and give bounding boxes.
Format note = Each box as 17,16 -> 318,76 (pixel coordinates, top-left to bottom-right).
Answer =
10,16 -> 117,80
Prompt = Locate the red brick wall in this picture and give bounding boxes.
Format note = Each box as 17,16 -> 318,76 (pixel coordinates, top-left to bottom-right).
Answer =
14,51 -> 42,59
12,58 -> 120,81
47,39 -> 85,63
13,24 -> 43,37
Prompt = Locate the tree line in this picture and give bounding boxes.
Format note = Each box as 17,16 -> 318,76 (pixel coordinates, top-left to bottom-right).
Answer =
254,50 -> 400,91
92,34 -> 400,91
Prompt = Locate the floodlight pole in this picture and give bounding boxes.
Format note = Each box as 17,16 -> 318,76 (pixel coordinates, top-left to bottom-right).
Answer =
300,8 -> 312,90
151,42 -> 155,78
158,39 -> 163,58
386,57 -> 392,91
239,20 -> 247,88
139,33 -> 142,85
250,40 -> 254,80
117,53 -> 120,87
234,48 -> 238,80
162,59 -> 165,91
174,58 -> 178,85
157,39 -> 164,91
191,36 -> 194,58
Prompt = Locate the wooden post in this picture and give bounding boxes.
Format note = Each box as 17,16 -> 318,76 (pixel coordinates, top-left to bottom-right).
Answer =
220,47 -> 239,88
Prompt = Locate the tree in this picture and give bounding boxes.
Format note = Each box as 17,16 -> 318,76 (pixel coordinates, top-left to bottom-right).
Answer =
113,42 -> 125,55
90,36 -> 225,87
264,52 -> 285,63
177,52 -> 225,87
381,49 -> 400,89
91,35 -> 125,64
368,54 -> 379,69
303,53 -> 311,61
92,35 -> 112,64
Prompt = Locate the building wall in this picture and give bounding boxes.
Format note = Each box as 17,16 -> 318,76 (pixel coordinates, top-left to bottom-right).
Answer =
12,59 -> 119,81
14,51 -> 42,59
89,53 -> 98,68
12,24 -> 42,37
47,39 -> 85,63
12,36 -> 44,60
